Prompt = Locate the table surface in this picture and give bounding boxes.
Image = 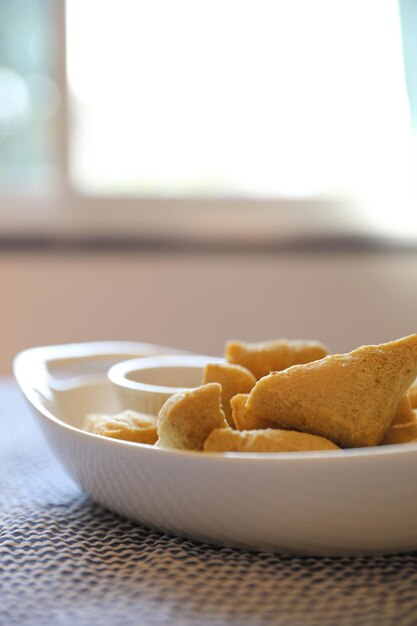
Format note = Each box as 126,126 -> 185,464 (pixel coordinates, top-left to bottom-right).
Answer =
2,380 -> 417,626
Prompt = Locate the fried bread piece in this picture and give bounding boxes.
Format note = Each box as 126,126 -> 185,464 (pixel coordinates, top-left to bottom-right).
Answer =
204,428 -> 340,453
391,394 -> 415,426
225,339 -> 328,379
246,334 -> 417,448
409,380 -> 417,408
83,410 -> 158,444
230,393 -> 276,430
203,363 -> 256,427
157,383 -> 229,450
382,413 -> 417,445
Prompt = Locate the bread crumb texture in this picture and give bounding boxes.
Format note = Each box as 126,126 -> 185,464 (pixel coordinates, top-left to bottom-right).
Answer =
203,363 -> 256,427
204,428 -> 339,453
157,383 -> 229,450
83,410 -> 158,444
225,338 -> 328,379
246,335 -> 417,448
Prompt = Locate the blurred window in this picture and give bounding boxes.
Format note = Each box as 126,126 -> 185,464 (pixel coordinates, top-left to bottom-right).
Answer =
0,0 -> 60,194
0,0 -> 415,239
67,0 -> 410,201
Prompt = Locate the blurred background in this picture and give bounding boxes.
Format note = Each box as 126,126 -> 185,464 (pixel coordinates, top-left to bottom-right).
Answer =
1,0 -> 417,375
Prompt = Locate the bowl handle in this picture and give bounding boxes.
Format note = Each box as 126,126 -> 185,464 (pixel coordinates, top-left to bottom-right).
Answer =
13,341 -> 190,415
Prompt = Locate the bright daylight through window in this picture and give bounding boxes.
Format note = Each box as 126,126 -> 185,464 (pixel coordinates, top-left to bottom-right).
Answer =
66,0 -> 411,204
0,0 -> 416,238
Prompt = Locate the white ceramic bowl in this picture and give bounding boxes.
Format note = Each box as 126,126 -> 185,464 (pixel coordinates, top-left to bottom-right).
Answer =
13,341 -> 417,556
108,354 -> 224,415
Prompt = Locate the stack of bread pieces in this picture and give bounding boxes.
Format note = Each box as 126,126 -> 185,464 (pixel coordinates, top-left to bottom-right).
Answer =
84,335 -> 417,453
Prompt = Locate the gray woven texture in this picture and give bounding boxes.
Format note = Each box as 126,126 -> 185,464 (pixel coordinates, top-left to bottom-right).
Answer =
1,381 -> 417,626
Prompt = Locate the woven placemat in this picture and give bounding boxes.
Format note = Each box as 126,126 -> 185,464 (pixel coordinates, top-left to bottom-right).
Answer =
1,381 -> 417,626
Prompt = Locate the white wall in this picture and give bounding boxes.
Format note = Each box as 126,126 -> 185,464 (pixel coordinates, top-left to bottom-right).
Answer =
1,251 -> 417,376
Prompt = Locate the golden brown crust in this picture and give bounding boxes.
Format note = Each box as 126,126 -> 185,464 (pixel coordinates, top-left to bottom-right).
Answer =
203,363 -> 256,427
409,380 -> 417,408
204,428 -> 340,453
382,412 -> 417,445
157,383 -> 229,450
230,393 -> 276,430
83,410 -> 158,445
391,394 -> 415,426
246,334 -> 417,448
225,339 -> 328,379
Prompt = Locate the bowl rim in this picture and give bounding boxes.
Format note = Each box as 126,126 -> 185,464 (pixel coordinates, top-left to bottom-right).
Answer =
13,342 -> 417,463
24,398 -> 417,463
